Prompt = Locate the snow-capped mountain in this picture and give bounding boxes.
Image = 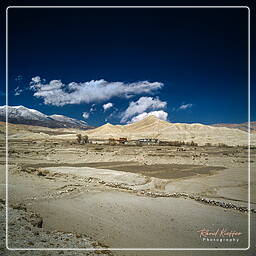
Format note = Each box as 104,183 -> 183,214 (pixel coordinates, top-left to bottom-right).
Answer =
50,114 -> 88,127
0,106 -> 92,129
1,105 -> 50,121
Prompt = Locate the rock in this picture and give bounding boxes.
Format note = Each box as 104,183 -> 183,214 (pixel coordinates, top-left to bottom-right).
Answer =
25,226 -> 31,231
33,231 -> 39,236
75,233 -> 82,238
12,203 -> 27,211
30,216 -> 43,228
37,170 -> 46,176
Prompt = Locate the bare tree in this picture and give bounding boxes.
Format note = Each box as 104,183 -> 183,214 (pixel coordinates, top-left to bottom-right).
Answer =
76,134 -> 82,144
77,134 -> 89,144
82,135 -> 89,144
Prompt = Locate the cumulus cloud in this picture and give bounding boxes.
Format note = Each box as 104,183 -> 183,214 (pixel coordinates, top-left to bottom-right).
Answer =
129,110 -> 168,123
103,102 -> 113,111
121,96 -> 167,123
29,76 -> 163,106
82,112 -> 90,119
179,103 -> 193,110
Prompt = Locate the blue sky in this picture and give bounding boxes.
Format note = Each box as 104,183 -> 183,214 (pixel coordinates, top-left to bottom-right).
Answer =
0,7 -> 253,126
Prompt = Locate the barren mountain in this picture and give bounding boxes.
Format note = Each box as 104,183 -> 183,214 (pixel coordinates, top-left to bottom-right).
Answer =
85,115 -> 253,146
1,109 -> 254,146
211,122 -> 256,133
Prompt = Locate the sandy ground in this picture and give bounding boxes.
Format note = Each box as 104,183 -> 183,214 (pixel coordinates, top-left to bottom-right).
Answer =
30,191 -> 249,248
0,134 -> 256,256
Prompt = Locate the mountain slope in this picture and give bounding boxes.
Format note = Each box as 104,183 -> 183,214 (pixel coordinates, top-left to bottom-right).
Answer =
125,115 -> 171,132
49,114 -> 89,129
211,122 -> 256,133
85,115 -> 253,146
0,106 -> 92,129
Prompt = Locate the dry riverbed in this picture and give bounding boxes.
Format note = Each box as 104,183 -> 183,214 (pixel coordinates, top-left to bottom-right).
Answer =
1,139 -> 256,256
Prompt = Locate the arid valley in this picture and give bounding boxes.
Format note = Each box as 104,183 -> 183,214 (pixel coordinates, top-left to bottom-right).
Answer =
3,4 -> 255,256
0,115 -> 256,256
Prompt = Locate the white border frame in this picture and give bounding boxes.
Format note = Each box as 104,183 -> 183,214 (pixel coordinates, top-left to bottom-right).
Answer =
5,5 -> 251,251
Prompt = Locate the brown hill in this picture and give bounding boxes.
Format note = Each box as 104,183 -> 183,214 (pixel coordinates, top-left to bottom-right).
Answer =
211,121 -> 256,133
85,115 -> 254,146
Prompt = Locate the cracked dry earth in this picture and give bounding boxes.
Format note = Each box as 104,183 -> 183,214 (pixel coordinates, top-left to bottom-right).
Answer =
0,139 -> 256,256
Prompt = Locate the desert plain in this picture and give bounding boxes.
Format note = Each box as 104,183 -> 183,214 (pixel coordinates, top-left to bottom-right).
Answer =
0,116 -> 256,256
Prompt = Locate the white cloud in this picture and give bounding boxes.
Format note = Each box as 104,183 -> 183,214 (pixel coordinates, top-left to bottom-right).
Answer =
15,75 -> 23,81
14,86 -> 23,96
31,76 -> 41,84
29,77 -> 163,106
179,103 -> 193,110
89,104 -> 96,113
82,112 -> 89,119
121,96 -> 167,123
103,102 -> 113,111
129,110 -> 168,123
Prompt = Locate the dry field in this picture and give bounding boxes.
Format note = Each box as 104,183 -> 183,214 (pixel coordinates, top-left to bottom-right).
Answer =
0,121 -> 256,256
